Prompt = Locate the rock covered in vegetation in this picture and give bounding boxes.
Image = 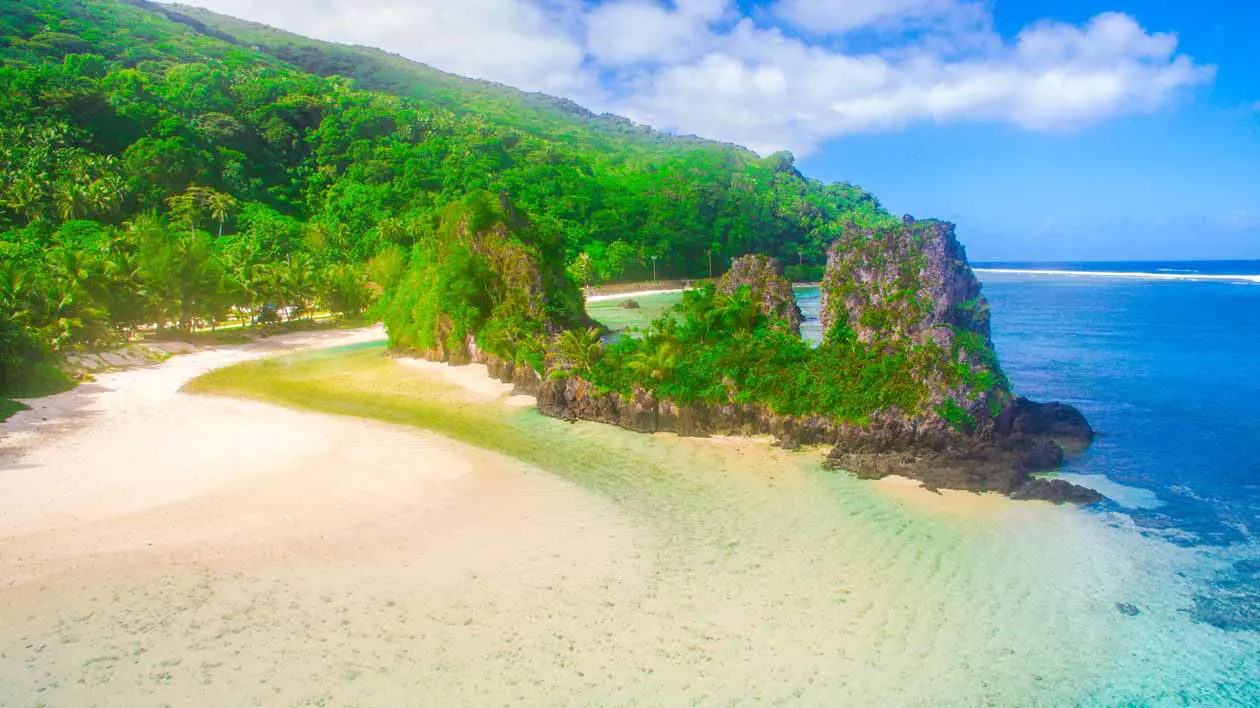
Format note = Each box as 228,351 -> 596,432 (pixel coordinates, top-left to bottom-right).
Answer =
816,216 -> 1098,502
384,192 -> 591,368
717,255 -> 803,334
820,216 -> 1007,433
535,376 -> 841,442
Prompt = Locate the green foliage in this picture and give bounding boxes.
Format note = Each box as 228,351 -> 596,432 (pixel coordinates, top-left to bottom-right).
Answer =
0,397 -> 30,422
382,192 -> 584,370
0,0 -> 897,396
549,327 -> 603,378
585,285 -> 928,423
935,399 -> 977,433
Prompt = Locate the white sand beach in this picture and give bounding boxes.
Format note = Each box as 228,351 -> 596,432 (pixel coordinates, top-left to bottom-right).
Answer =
0,330 -> 642,706
585,288 -> 684,302
2,328 -> 1237,707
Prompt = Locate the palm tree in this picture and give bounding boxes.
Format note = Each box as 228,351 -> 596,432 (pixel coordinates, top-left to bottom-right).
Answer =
719,285 -> 760,335
2,175 -> 47,224
166,186 -> 214,237
53,181 -> 89,221
283,252 -> 317,320
103,247 -> 148,340
627,341 -> 678,383
206,190 -> 237,238
550,327 -> 603,378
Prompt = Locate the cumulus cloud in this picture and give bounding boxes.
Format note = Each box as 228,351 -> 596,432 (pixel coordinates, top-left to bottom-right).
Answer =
164,0 -> 1213,155
585,0 -> 731,66
169,0 -> 595,96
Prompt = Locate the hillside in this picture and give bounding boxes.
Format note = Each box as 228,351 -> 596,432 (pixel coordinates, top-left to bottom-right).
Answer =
156,1 -> 741,158
0,0 -> 898,393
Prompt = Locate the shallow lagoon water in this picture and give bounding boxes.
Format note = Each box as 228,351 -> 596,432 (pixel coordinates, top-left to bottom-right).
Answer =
5,270 -> 1257,705
183,343 -> 1257,705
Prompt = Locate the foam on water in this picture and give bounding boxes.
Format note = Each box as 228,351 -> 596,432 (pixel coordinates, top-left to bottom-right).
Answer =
975,267 -> 1260,284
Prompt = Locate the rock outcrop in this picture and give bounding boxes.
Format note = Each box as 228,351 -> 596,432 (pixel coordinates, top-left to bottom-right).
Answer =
816,216 -> 1097,502
717,254 -> 802,334
395,208 -> 1101,505
385,191 -> 593,366
821,215 -> 1007,435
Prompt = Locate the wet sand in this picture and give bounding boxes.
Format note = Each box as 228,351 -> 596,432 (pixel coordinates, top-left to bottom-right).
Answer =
0,331 -> 643,705
3,338 -> 1255,706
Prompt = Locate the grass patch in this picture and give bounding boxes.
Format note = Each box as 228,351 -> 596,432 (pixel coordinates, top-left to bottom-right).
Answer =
3,362 -> 76,399
0,397 -> 29,422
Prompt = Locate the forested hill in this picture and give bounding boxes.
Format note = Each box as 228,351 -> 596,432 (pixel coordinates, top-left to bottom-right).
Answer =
0,0 -> 897,394
157,1 -> 743,158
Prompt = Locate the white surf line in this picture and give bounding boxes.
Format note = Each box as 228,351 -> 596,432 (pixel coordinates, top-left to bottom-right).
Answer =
586,288 -> 686,302
975,268 -> 1260,284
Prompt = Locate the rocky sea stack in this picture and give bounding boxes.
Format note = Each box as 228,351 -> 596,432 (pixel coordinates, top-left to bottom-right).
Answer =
391,211 -> 1099,505
816,217 -> 1098,501
717,255 -> 803,336
384,191 -> 593,375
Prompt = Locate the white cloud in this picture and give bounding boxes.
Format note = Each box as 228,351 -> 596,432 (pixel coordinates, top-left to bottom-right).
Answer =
163,0 -> 1214,155
612,11 -> 1212,153
171,0 -> 595,96
584,0 -> 731,66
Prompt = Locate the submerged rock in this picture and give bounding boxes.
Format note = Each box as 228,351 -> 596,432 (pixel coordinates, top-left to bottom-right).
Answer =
1189,559 -> 1260,632
717,254 -> 802,335
1115,603 -> 1142,617
1011,479 -> 1104,505
619,298 -> 641,309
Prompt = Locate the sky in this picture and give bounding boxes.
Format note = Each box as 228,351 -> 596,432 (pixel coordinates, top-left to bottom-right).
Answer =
164,0 -> 1260,261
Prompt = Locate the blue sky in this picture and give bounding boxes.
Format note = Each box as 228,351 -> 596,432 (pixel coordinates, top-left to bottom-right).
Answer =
169,0 -> 1258,260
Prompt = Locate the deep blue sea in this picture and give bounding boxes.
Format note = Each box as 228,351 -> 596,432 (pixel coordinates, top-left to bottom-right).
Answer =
974,260 -> 1260,634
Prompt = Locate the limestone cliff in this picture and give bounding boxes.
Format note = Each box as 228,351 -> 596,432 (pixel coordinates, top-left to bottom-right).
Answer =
816,217 -> 1096,501
820,216 -> 1009,436
717,255 -> 802,335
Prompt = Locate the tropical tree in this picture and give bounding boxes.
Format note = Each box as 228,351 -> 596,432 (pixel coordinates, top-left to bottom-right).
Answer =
206,190 -> 237,238
319,262 -> 371,319
549,326 -> 602,377
567,252 -> 595,289
283,252 -> 318,320
714,285 -> 760,336
627,341 -> 678,383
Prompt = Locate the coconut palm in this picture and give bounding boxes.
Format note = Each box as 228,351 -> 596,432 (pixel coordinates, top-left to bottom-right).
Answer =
283,252 -> 318,320
550,326 -> 603,377
206,190 -> 237,238
627,341 -> 678,383
718,285 -> 760,335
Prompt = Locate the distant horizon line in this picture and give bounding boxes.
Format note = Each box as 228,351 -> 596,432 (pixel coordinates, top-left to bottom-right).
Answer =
973,257 -> 1260,264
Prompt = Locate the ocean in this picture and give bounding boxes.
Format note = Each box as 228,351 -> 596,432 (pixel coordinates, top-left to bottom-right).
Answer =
802,261 -> 1260,701
8,263 -> 1258,706
974,261 -> 1260,630
807,261 -> 1260,622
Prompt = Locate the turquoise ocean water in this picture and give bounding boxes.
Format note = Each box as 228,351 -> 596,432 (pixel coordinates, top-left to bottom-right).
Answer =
798,261 -> 1260,701
591,265 -> 1260,703
972,262 -> 1260,632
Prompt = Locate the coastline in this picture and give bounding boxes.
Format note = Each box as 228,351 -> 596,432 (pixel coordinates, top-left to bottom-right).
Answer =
585,287 -> 685,302
3,332 -> 1252,705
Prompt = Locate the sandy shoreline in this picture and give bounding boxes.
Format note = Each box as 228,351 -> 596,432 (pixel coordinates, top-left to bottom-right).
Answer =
0,327 -> 645,705
585,287 -> 685,302
0,322 -> 1237,705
